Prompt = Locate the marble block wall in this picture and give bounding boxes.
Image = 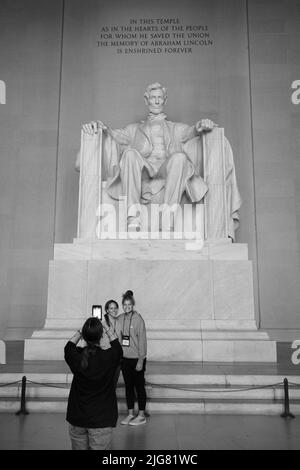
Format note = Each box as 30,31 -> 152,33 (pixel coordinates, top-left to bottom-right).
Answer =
24,240 -> 277,361
44,258 -> 256,330
25,240 -> 276,362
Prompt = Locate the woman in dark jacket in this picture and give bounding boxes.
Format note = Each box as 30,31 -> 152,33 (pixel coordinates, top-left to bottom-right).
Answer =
64,316 -> 123,450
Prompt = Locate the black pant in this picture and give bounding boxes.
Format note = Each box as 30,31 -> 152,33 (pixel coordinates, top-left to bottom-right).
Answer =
114,365 -> 121,390
121,358 -> 147,411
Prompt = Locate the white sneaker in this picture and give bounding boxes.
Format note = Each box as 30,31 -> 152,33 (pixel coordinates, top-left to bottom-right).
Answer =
129,415 -> 147,426
120,414 -> 135,425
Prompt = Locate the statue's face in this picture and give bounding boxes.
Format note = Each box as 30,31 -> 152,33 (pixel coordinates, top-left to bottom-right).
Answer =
146,88 -> 166,114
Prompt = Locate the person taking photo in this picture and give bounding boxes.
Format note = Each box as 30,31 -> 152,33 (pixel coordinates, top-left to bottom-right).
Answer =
64,315 -> 123,450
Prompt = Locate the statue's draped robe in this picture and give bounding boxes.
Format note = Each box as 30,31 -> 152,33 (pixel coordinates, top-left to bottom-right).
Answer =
102,120 -> 241,239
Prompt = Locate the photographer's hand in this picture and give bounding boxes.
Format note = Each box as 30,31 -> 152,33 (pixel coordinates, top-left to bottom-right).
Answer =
69,330 -> 82,345
101,319 -> 118,343
101,316 -> 110,331
105,329 -> 118,343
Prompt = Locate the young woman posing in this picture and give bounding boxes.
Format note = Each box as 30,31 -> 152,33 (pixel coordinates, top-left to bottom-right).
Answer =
104,299 -> 120,330
116,290 -> 147,426
104,299 -> 121,388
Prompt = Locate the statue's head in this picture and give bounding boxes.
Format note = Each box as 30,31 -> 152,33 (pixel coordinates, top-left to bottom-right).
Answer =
144,82 -> 167,115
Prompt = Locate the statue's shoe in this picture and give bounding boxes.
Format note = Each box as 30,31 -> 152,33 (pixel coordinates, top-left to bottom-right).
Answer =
128,223 -> 141,232
127,216 -> 141,232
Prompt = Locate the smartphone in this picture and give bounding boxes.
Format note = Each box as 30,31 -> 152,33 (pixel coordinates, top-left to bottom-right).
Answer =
92,305 -> 102,320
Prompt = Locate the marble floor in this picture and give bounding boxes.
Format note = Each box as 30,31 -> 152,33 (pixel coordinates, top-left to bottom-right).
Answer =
0,412 -> 299,450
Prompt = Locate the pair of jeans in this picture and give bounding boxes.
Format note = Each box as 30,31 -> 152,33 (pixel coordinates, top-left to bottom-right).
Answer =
121,358 -> 147,411
69,424 -> 113,450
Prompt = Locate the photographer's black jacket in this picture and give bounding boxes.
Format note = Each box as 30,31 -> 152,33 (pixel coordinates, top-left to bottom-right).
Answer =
64,338 -> 123,428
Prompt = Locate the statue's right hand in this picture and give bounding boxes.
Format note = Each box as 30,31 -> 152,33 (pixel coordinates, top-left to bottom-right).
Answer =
82,121 -> 98,135
82,121 -> 108,134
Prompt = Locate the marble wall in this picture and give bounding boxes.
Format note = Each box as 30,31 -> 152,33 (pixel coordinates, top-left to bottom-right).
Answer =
0,0 -> 63,338
1,0 -> 300,341
248,0 -> 300,337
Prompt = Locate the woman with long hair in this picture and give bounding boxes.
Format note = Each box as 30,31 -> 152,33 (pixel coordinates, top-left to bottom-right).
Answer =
104,299 -> 119,329
64,316 -> 122,450
104,299 -> 121,388
116,290 -> 147,426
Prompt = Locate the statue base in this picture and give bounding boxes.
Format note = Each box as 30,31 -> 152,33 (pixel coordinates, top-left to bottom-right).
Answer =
24,238 -> 277,362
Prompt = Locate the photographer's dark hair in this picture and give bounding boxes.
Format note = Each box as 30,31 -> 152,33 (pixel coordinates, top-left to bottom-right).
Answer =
80,317 -> 103,370
104,300 -> 119,327
122,290 -> 135,306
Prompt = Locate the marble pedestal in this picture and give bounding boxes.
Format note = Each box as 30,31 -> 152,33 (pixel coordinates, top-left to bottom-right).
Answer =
24,238 -> 276,362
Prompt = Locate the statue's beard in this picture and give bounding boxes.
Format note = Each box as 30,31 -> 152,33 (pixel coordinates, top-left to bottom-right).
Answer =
147,111 -> 167,121
148,105 -> 164,114
147,105 -> 167,121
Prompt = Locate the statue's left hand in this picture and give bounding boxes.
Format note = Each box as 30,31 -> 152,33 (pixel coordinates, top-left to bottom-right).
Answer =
196,119 -> 216,133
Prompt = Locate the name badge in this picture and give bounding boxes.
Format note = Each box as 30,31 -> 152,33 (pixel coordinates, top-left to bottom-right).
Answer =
122,334 -> 130,347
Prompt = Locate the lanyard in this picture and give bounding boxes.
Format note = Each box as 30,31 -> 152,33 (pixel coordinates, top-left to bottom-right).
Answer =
122,312 -> 134,337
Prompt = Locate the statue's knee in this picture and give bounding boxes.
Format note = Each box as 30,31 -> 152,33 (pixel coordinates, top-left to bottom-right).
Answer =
167,152 -> 187,168
121,149 -> 140,167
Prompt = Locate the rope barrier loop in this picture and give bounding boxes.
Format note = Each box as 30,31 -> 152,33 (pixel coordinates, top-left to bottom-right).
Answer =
0,374 -> 297,418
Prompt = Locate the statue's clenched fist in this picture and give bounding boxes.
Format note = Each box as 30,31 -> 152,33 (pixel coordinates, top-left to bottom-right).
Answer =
195,119 -> 217,133
82,121 -> 108,134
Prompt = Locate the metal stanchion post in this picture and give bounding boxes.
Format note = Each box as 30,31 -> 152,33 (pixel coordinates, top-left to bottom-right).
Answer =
281,377 -> 295,419
16,376 -> 29,416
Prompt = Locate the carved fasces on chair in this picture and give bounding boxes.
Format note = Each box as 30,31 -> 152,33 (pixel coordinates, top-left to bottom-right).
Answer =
203,127 -> 241,240
77,130 -> 102,239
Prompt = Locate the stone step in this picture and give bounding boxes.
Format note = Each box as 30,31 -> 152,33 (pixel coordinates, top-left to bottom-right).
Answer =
24,334 -> 276,362
31,329 -> 270,340
1,371 -> 299,386
38,320 -> 260,331
2,396 -> 300,415
1,363 -> 299,415
54,239 -> 249,261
